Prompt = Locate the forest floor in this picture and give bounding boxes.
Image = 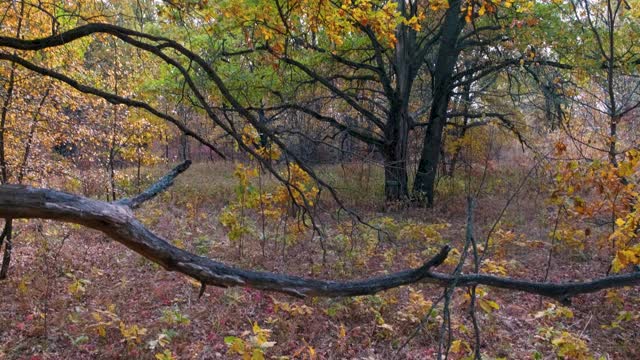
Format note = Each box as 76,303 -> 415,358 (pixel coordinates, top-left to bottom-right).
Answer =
0,160 -> 639,359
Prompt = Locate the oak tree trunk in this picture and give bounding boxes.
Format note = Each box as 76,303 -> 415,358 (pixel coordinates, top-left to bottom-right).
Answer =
413,2 -> 464,206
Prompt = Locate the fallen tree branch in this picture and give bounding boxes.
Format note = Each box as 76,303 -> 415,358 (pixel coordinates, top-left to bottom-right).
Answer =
116,160 -> 192,209
2,185 -> 640,302
0,185 -> 451,297
424,271 -> 640,305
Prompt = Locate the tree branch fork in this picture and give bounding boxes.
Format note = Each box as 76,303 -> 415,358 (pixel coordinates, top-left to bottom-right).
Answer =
1,162 -> 639,303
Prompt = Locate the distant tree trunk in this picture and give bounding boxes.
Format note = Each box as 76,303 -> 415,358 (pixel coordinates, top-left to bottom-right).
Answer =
108,108 -> 118,201
413,2 -> 464,206
0,219 -> 12,279
447,81 -> 472,177
381,2 -> 420,202
179,134 -> 189,161
448,123 -> 467,177
18,85 -> 50,183
0,0 -> 24,278
0,61 -> 15,183
382,98 -> 411,201
108,42 -> 120,202
383,150 -> 408,200
136,155 -> 142,192
341,116 -> 357,163
164,131 -> 170,160
609,115 -> 619,167
257,107 -> 270,148
605,0 -> 618,168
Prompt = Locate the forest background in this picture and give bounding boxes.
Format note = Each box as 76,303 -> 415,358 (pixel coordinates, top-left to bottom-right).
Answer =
1,0 -> 640,358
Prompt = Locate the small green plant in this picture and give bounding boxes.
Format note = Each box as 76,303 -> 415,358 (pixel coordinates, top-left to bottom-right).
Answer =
161,307 -> 191,326
224,322 -> 276,360
65,272 -> 90,299
119,322 -> 148,345
155,349 -> 177,360
535,304 -> 600,360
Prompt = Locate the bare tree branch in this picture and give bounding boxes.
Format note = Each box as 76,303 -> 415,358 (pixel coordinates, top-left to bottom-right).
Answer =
425,271 -> 640,305
0,53 -> 226,159
0,184 -> 451,297
2,185 -> 640,302
116,160 -> 192,209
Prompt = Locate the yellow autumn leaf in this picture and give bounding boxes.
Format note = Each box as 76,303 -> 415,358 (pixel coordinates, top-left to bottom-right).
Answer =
451,339 -> 463,353
612,249 -> 639,272
308,345 -> 317,359
251,349 -> 264,360
451,339 -> 470,353
479,298 -> 500,313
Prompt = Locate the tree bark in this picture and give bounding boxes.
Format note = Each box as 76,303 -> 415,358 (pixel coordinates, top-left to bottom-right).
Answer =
413,2 -> 464,206
383,112 -> 410,201
0,218 -> 12,279
381,1 -> 419,202
0,1 -> 25,278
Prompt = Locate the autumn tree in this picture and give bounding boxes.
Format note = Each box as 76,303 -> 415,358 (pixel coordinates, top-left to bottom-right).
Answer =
173,0 -> 574,206
566,0 -> 640,166
4,2 -> 640,358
